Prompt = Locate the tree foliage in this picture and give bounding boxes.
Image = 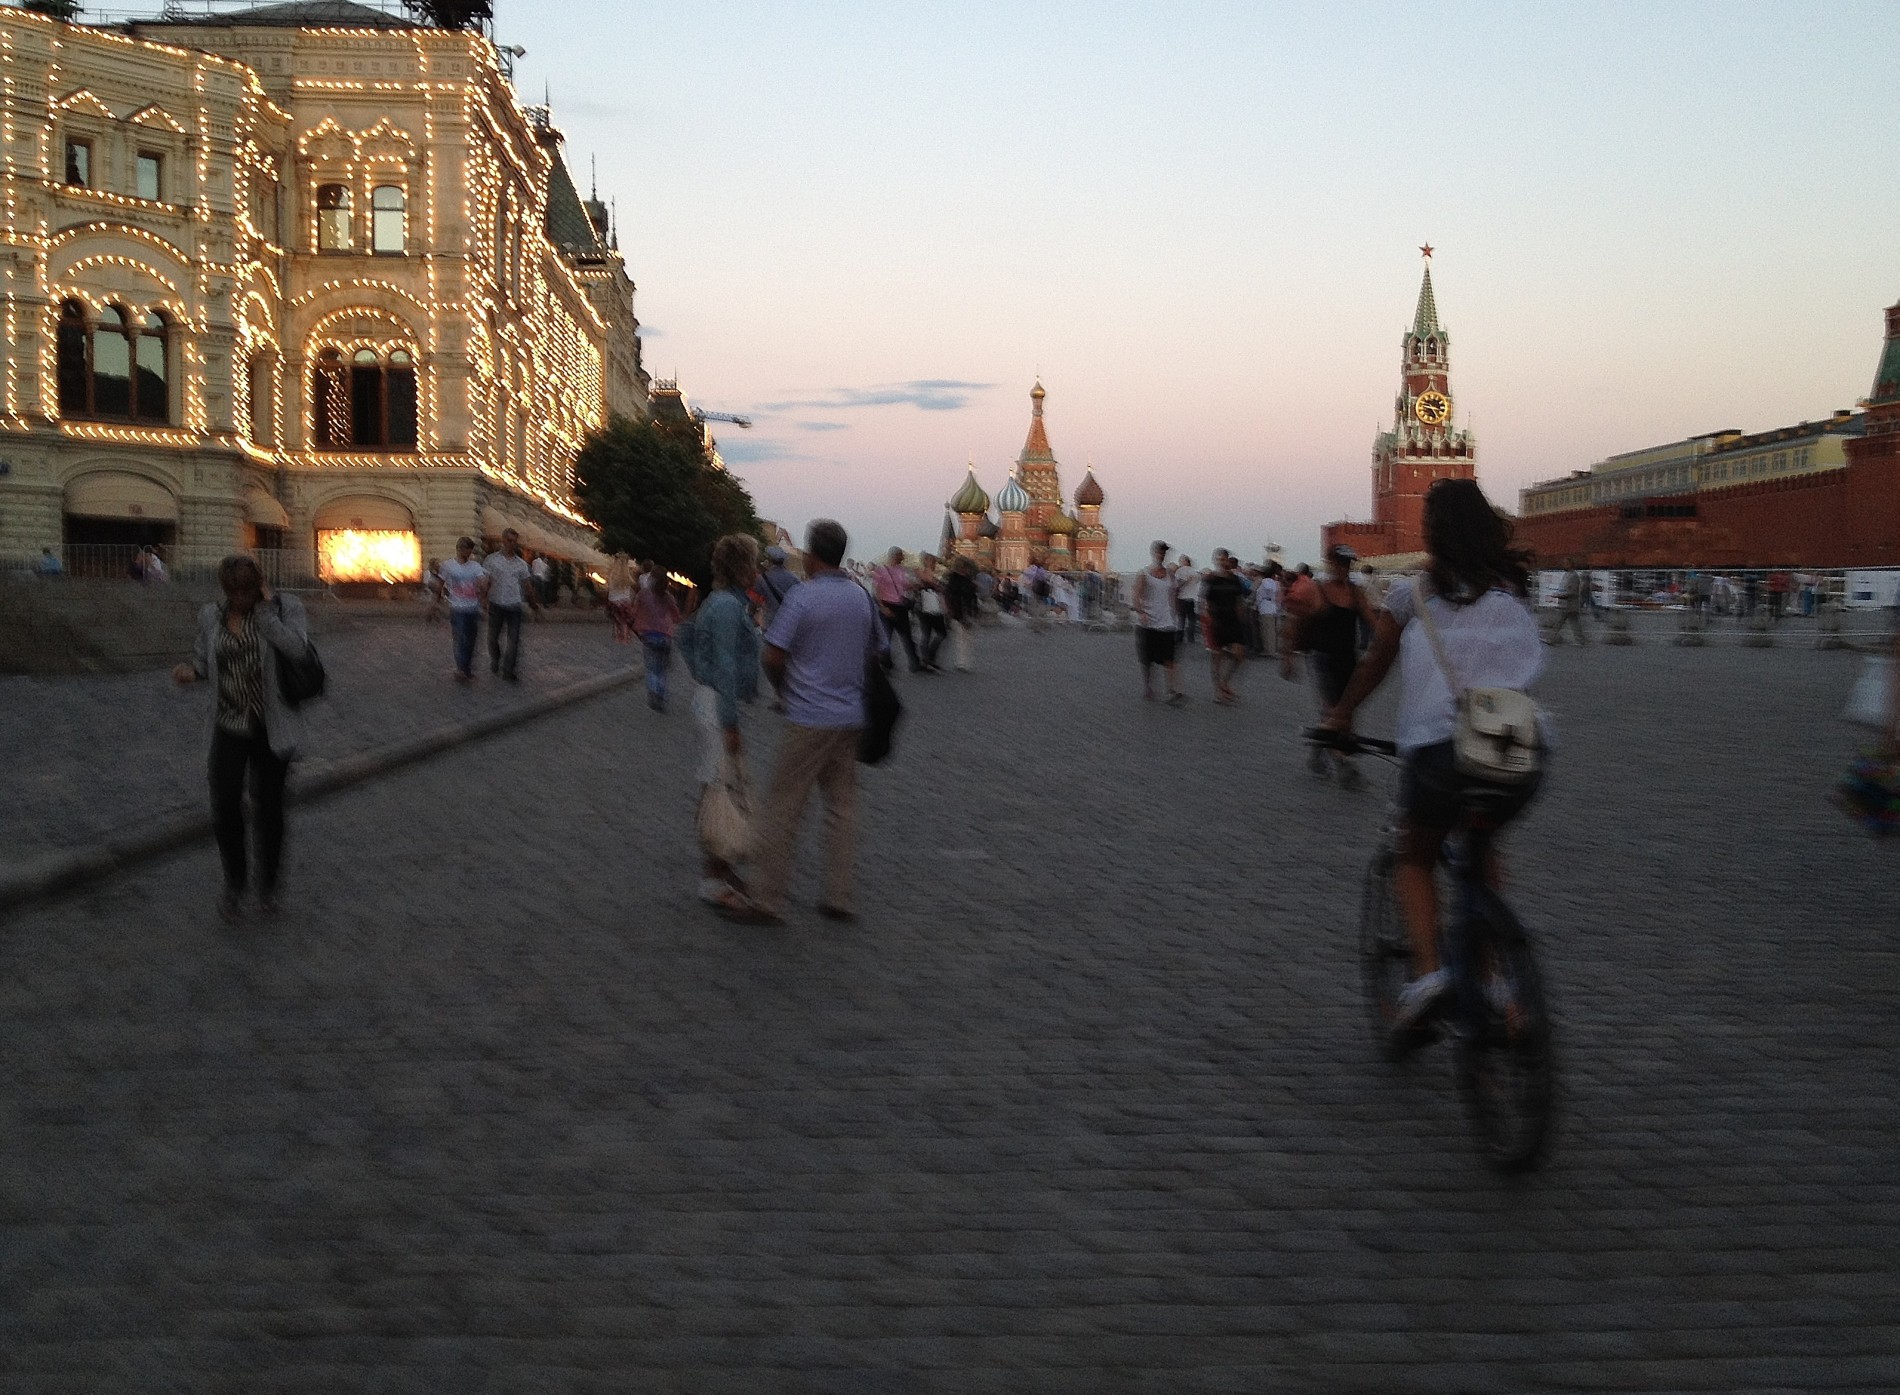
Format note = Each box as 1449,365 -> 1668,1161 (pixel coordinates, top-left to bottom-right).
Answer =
22,1 -> 84,20
400,1 -> 493,31
575,414 -> 765,583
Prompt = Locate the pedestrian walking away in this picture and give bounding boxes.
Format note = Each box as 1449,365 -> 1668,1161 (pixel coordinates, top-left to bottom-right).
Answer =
633,572 -> 684,711
690,533 -> 764,912
1173,556 -> 1201,643
946,556 -> 980,672
725,518 -> 887,924
1134,540 -> 1186,703
1547,560 -> 1589,646
1255,562 -> 1283,658
171,555 -> 315,922
914,553 -> 948,671
1307,545 -> 1378,781
758,545 -> 801,628
873,547 -> 922,672
604,551 -> 637,644
435,536 -> 485,680
481,529 -> 541,680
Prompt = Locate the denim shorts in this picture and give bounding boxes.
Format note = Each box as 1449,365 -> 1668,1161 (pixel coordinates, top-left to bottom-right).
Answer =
1400,740 -> 1543,832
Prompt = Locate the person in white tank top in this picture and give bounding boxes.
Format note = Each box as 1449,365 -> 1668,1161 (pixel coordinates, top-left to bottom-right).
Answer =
1133,541 -> 1186,703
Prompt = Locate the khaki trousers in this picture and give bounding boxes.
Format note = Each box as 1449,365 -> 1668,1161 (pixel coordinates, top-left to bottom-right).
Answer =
752,722 -> 861,915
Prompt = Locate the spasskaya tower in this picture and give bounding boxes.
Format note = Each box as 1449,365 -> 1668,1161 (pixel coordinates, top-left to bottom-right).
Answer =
1324,246 -> 1477,559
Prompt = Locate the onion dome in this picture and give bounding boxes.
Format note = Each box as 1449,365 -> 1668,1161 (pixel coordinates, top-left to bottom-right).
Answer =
1074,469 -> 1104,507
948,468 -> 990,515
978,514 -> 999,539
996,475 -> 1031,513
1046,511 -> 1078,536
1030,379 -> 1046,402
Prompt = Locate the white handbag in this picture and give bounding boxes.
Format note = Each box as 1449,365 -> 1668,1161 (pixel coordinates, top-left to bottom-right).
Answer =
1843,656 -> 1894,730
696,753 -> 754,864
1412,583 -> 1543,785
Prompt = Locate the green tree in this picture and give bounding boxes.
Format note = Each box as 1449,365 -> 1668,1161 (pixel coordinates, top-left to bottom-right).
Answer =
575,414 -> 764,582
21,2 -> 84,20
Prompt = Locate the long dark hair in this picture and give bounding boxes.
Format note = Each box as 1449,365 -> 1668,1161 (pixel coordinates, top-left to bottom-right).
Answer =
1423,478 -> 1531,602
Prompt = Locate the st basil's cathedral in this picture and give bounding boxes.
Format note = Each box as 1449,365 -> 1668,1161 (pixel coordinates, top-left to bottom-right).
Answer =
941,382 -> 1110,574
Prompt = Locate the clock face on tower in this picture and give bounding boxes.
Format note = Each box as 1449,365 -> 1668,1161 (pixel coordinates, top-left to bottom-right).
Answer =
1414,390 -> 1450,426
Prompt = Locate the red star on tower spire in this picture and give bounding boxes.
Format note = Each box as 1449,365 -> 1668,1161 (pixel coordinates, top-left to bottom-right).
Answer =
1420,242 -> 1434,259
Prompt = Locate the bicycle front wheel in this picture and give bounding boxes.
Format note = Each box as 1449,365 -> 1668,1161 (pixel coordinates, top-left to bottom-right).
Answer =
1456,894 -> 1556,1173
1357,846 -> 1416,1061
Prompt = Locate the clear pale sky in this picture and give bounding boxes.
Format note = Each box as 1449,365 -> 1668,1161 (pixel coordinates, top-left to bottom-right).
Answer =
505,1 -> 1900,569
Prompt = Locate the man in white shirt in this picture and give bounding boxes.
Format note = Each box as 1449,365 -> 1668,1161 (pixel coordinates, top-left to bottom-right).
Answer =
1255,565 -> 1282,658
1172,556 -> 1201,643
481,528 -> 541,681
529,552 -> 552,606
434,535 -> 486,681
1134,541 -> 1186,703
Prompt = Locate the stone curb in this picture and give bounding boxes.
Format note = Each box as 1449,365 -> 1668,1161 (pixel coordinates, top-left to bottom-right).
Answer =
0,666 -> 642,920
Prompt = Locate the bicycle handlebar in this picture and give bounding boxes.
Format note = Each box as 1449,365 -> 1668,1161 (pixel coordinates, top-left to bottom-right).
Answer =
1303,726 -> 1399,757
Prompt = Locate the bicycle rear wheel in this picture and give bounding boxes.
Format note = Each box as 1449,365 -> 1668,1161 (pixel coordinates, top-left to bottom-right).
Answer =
1456,893 -> 1556,1173
1357,846 -> 1418,1061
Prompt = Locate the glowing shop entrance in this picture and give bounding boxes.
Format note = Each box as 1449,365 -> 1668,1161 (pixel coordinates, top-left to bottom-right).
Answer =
316,528 -> 422,583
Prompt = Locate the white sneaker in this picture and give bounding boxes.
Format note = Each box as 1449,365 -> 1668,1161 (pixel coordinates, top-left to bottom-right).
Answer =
1392,969 -> 1452,1032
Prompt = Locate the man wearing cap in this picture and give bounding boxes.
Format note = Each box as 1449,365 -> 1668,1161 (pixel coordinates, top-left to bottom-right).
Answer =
758,544 -> 800,627
1133,540 -> 1186,703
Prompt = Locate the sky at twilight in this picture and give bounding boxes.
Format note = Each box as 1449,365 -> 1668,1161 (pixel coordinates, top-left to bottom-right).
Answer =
506,0 -> 1900,569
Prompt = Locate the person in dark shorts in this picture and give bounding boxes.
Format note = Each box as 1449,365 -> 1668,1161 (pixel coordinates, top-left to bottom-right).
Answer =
1201,550 -> 1250,704
1306,545 -> 1378,781
1133,540 -> 1185,702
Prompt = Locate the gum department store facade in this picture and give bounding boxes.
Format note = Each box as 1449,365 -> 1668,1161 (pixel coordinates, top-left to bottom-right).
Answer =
0,1 -> 645,582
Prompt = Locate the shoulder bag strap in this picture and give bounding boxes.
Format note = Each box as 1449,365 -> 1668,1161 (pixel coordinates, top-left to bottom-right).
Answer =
1409,579 -> 1467,697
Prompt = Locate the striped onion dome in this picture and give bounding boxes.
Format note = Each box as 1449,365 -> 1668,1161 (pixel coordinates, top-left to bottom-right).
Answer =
995,475 -> 1031,513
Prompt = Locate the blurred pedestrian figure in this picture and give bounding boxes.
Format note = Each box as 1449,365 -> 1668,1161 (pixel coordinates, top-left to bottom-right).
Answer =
35,546 -> 62,579
171,556 -> 313,921
1203,550 -> 1249,704
633,571 -> 684,711
481,528 -> 540,681
1173,556 -> 1200,642
1306,545 -> 1376,782
692,533 -> 763,911
758,544 -> 800,627
915,553 -> 948,671
605,551 -> 637,644
422,559 -> 444,620
141,545 -> 168,584
946,556 -> 979,671
873,546 -> 922,672
726,519 -> 885,924
435,536 -> 485,681
529,551 -> 552,607
1134,540 -> 1185,703
1280,563 -> 1320,681
1548,560 -> 1589,645
1255,562 -> 1282,657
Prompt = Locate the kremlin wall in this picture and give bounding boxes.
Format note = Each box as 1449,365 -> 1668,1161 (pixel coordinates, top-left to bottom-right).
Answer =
1324,255 -> 1900,576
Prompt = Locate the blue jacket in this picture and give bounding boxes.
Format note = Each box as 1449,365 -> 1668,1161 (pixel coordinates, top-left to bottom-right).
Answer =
692,587 -> 760,728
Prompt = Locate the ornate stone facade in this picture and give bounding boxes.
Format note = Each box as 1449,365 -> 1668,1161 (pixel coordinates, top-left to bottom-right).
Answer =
0,2 -> 645,578
945,381 -> 1108,573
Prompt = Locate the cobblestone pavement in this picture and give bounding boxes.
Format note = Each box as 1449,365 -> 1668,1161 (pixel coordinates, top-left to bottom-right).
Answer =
0,615 -> 633,863
2,624 -> 1896,1392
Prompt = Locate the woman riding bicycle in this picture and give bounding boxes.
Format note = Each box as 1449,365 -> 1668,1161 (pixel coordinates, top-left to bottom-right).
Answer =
1320,478 -> 1546,1029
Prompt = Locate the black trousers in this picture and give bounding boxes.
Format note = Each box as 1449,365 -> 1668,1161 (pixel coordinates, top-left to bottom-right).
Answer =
210,725 -> 289,894
884,602 -> 921,671
918,612 -> 947,666
488,603 -> 524,677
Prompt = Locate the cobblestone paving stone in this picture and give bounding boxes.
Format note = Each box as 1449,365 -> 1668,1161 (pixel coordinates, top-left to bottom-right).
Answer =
2,621 -> 1897,1392
0,616 -> 634,862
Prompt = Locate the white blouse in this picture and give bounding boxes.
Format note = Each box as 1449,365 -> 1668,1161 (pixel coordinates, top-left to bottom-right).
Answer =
1382,579 -> 1546,754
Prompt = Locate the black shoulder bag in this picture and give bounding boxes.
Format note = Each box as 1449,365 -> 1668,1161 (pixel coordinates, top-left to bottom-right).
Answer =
272,597 -> 327,707
858,592 -> 902,765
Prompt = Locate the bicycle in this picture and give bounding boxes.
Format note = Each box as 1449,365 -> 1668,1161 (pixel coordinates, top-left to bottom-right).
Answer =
1307,728 -> 1557,1173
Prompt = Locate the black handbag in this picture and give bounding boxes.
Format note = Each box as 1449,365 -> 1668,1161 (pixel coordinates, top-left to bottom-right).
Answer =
858,650 -> 902,765
272,597 -> 326,707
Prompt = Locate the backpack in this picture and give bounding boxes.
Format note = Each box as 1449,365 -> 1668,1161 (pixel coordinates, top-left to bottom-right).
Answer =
1411,582 -> 1541,785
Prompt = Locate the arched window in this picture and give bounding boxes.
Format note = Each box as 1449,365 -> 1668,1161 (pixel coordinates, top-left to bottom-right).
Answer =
55,300 -> 170,423
371,184 -> 406,254
317,183 -> 352,251
312,346 -> 417,451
